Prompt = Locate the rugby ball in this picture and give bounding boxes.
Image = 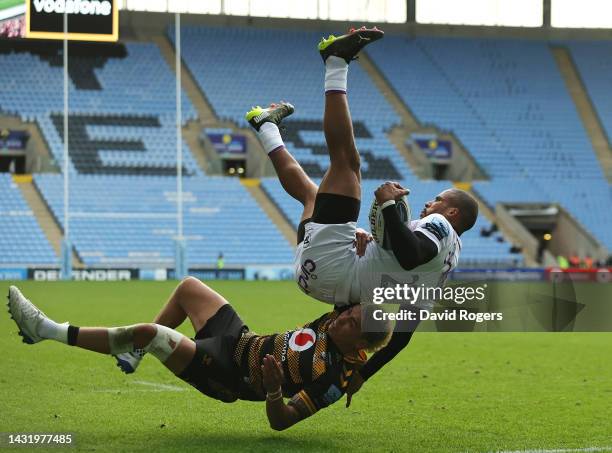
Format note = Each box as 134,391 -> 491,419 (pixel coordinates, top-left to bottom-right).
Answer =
369,195 -> 411,250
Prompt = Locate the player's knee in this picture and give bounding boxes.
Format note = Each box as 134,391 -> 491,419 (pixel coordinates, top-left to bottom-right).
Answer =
132,323 -> 157,348
177,276 -> 204,296
304,186 -> 317,207
145,324 -> 184,363
180,275 -> 201,289
127,324 -> 184,363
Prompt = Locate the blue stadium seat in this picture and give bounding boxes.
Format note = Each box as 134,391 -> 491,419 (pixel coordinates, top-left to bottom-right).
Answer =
0,41 -> 201,176
0,40 -> 294,266
34,174 -> 294,266
0,174 -> 56,265
367,36 -> 611,249
170,26 -> 413,181
2,31 -> 607,267
568,41 -> 612,146
173,26 -> 523,265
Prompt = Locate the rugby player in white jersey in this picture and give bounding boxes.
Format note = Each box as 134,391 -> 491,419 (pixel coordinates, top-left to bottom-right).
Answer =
244,26 -> 479,404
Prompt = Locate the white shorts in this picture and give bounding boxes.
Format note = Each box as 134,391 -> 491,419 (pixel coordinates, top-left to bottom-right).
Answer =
294,221 -> 359,306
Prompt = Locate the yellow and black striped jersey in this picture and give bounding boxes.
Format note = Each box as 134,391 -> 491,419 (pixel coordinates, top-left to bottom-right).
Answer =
233,310 -> 366,419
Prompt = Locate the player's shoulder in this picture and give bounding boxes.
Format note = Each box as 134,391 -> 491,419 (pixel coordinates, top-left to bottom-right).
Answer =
417,212 -> 450,225
414,213 -> 454,241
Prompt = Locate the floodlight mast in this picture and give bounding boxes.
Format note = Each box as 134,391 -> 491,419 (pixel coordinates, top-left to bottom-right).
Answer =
61,7 -> 72,281
174,11 -> 187,280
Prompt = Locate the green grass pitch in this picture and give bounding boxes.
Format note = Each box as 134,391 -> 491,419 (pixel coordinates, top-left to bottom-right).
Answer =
1,281 -> 611,452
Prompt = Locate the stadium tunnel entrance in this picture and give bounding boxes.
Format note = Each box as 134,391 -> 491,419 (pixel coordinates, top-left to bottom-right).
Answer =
500,204 -> 606,266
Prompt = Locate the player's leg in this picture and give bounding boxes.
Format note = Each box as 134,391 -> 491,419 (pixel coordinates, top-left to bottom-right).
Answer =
246,102 -> 317,223
298,27 -> 384,228
153,276 -> 228,333
316,27 -> 383,203
73,325 -> 195,375
6,286 -> 194,375
116,276 -> 230,373
318,81 -> 360,201
269,144 -> 318,223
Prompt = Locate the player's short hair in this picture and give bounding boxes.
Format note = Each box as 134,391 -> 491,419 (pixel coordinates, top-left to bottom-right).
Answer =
360,305 -> 394,353
446,189 -> 479,234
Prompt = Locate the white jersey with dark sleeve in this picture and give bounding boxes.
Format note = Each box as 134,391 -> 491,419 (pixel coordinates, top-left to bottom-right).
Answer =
410,213 -> 461,277
351,213 -> 461,306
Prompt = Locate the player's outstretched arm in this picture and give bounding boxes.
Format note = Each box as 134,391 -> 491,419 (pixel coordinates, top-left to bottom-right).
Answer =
375,182 -> 437,270
261,354 -> 302,431
360,320 -> 416,380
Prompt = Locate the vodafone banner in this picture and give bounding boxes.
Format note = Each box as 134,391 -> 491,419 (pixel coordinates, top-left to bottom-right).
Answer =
26,0 -> 118,41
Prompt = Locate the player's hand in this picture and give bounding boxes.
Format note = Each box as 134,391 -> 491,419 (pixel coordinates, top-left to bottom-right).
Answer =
354,228 -> 373,257
346,370 -> 365,408
261,354 -> 284,393
375,181 -> 409,204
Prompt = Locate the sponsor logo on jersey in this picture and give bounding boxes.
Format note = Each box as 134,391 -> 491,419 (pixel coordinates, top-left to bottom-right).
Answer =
281,331 -> 290,362
297,258 -> 317,295
288,328 -> 316,352
423,218 -> 449,241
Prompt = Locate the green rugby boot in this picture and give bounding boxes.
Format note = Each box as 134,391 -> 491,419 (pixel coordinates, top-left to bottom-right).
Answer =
245,102 -> 295,132
318,26 -> 384,64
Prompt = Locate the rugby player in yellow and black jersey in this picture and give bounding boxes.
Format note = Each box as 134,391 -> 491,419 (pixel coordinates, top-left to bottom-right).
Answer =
230,304 -> 383,427
8,278 -> 391,431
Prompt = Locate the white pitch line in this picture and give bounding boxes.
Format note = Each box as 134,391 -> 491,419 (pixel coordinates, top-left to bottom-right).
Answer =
496,447 -> 612,453
132,380 -> 187,392
93,380 -> 187,393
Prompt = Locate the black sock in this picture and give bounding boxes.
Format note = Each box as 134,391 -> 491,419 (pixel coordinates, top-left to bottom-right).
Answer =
67,325 -> 80,346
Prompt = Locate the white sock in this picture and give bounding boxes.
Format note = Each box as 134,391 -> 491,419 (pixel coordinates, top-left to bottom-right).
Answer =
325,56 -> 348,93
38,318 -> 69,344
257,122 -> 285,154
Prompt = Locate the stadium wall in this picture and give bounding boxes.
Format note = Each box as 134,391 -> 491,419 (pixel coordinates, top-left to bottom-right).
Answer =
552,206 -> 608,260
495,203 -> 552,265
3,266 -> 609,285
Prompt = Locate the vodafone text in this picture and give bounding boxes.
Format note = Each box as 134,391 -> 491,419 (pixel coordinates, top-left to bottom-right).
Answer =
34,0 -> 112,16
